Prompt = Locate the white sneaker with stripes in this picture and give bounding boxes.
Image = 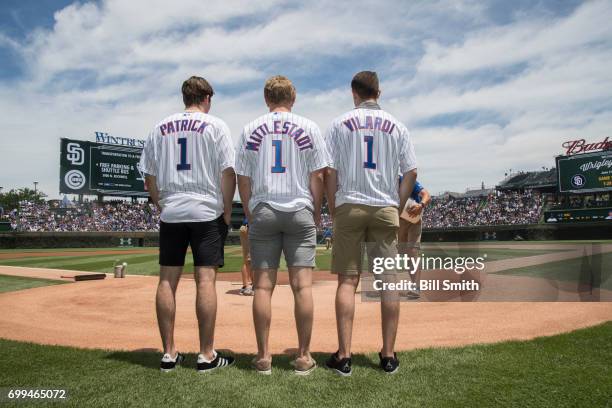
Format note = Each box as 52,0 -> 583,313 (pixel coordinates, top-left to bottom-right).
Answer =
196,350 -> 235,373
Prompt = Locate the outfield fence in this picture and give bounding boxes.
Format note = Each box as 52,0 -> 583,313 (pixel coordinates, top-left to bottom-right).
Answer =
0,222 -> 610,249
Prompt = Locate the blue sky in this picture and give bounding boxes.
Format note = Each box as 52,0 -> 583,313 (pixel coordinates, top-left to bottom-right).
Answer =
1,0 -> 611,197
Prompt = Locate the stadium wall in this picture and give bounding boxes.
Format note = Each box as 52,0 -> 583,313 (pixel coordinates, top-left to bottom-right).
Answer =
0,223 -> 610,249
422,222 -> 612,242
0,231 -> 244,249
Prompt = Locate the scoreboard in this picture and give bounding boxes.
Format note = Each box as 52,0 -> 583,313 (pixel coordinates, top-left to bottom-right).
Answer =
556,150 -> 612,193
59,138 -> 147,197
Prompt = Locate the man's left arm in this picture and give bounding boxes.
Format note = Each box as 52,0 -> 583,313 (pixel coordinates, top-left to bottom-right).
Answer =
218,123 -> 236,225
144,175 -> 161,211
310,169 -> 325,226
309,126 -> 331,226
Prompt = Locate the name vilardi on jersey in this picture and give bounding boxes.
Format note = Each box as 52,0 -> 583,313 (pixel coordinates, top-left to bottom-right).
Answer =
342,115 -> 396,134
245,120 -> 313,152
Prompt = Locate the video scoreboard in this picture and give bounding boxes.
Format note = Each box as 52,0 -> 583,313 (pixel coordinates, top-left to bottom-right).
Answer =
59,138 -> 147,197
556,150 -> 612,193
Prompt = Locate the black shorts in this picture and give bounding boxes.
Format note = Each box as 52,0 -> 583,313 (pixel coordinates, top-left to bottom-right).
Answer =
159,216 -> 228,267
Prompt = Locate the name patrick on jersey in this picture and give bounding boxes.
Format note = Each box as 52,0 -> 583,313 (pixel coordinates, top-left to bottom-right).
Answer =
343,116 -> 396,134
159,119 -> 208,135
245,120 -> 313,152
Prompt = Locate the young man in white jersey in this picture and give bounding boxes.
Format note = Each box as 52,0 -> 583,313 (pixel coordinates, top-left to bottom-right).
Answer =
325,71 -> 417,375
236,76 -> 330,375
139,76 -> 236,373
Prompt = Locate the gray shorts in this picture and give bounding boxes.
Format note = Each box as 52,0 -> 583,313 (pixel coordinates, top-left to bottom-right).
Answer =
249,204 -> 316,269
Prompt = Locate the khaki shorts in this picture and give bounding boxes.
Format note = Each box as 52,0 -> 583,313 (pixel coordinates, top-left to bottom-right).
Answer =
239,225 -> 250,262
249,204 -> 316,269
398,218 -> 422,251
331,204 -> 399,275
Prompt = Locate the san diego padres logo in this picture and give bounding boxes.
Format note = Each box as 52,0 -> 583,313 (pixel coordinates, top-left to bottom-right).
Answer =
66,142 -> 85,165
570,174 -> 586,188
65,170 -> 86,190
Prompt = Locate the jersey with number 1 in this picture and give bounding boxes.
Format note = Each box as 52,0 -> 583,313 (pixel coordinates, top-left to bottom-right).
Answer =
326,107 -> 417,208
138,111 -> 234,223
235,111 -> 330,213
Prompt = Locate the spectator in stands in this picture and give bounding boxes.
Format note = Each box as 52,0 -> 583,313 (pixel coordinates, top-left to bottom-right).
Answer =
12,190 -> 547,232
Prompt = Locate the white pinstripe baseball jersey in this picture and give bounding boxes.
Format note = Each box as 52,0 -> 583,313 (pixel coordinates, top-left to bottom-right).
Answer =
326,105 -> 417,208
138,111 -> 234,223
235,111 -> 331,213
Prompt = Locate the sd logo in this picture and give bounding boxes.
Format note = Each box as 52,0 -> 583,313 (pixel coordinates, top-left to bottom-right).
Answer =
570,174 -> 586,189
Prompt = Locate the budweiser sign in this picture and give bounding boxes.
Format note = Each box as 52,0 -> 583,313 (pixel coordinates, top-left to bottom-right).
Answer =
562,137 -> 611,155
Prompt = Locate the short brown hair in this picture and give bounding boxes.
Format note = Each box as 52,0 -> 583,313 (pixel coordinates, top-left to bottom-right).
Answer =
182,76 -> 214,107
264,75 -> 296,106
351,71 -> 379,99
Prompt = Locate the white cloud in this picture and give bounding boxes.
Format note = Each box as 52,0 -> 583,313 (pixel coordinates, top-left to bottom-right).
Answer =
0,0 -> 611,197
418,0 -> 612,74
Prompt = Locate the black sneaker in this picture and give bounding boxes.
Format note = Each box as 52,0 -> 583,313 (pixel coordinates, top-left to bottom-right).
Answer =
160,352 -> 185,372
325,351 -> 352,377
379,352 -> 399,374
197,351 -> 235,373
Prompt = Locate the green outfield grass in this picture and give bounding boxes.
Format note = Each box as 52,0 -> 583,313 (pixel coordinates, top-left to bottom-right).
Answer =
0,322 -> 610,407
419,247 -> 563,261
0,274 -> 66,294
497,252 -> 612,290
0,246 -> 333,274
0,246 -> 561,275
0,243 -> 609,290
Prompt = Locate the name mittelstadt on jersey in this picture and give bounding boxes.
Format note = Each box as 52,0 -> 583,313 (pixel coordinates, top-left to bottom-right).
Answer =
245,120 -> 314,151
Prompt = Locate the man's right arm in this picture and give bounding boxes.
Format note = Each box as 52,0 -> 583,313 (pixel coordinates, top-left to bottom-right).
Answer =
139,131 -> 159,209
323,125 -> 338,216
144,175 -> 161,211
221,168 -> 236,225
325,168 -> 337,216
237,175 -> 252,221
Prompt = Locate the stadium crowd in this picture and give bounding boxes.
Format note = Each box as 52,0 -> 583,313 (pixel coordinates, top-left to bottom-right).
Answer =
9,200 -> 160,232
423,190 -> 543,228
8,190 -> 544,232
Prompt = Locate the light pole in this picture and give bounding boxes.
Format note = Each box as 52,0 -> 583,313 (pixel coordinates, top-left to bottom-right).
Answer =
33,181 -> 39,194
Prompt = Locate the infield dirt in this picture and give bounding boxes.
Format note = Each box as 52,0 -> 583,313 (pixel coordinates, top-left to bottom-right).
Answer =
0,265 -> 611,354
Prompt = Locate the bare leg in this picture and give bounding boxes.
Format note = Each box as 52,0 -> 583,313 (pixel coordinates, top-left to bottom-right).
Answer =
399,219 -> 421,284
408,246 -> 421,284
252,268 -> 277,361
381,274 -> 400,357
195,266 -> 217,360
240,262 -> 250,287
157,266 -> 182,355
288,267 -> 313,359
335,274 -> 360,359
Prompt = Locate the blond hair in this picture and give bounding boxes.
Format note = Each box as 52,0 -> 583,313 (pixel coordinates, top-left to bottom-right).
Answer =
264,75 -> 296,107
